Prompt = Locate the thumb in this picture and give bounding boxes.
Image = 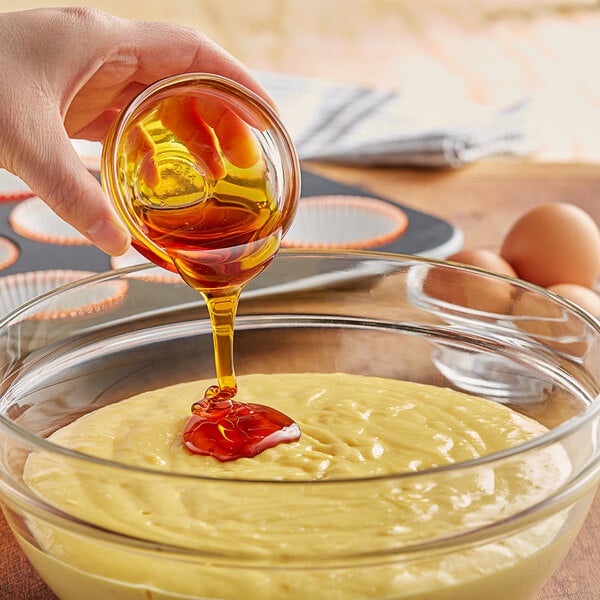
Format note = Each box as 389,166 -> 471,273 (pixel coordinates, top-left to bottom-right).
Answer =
14,118 -> 130,256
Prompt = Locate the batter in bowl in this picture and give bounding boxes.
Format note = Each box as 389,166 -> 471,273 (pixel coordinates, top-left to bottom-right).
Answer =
21,373 -> 573,600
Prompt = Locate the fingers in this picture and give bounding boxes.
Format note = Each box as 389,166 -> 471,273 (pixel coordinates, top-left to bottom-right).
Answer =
124,19 -> 275,110
213,111 -> 261,169
14,113 -> 130,256
187,96 -> 261,169
103,19 -> 272,175
126,21 -> 275,172
54,7 -> 275,140
157,95 -> 261,180
159,97 -> 227,180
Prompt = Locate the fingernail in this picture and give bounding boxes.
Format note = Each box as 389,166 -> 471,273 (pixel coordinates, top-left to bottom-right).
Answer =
86,218 -> 130,256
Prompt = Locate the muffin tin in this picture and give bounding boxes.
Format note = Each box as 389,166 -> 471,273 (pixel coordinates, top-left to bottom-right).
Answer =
0,168 -> 462,318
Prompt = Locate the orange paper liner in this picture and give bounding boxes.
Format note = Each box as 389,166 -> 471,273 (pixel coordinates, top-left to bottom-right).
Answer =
0,270 -> 129,321
281,195 -> 409,250
0,169 -> 34,201
0,236 -> 20,271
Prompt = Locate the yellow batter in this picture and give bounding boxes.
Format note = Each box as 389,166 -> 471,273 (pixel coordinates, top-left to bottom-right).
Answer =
20,373 -> 574,600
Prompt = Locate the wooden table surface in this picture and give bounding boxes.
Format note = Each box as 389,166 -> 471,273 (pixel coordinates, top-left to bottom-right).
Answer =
1,0 -> 600,598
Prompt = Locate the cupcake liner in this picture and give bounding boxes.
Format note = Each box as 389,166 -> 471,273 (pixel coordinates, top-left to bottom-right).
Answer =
110,246 -> 183,284
0,169 -> 34,201
282,195 -> 409,249
0,270 -> 128,321
0,236 -> 20,271
9,197 -> 90,245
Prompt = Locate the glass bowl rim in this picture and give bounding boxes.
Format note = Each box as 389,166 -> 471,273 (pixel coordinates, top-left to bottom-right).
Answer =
1,249 -> 600,486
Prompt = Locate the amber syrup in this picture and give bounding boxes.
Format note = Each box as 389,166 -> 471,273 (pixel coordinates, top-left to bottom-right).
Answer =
117,94 -> 300,461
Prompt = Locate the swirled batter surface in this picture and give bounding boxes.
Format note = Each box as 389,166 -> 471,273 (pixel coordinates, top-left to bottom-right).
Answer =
22,373 -> 572,600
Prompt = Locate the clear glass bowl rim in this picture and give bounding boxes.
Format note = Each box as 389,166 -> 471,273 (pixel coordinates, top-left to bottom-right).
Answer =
1,249 -> 600,487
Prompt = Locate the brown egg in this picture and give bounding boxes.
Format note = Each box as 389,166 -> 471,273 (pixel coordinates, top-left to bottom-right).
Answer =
500,203 -> 600,288
446,249 -> 517,277
547,283 -> 600,316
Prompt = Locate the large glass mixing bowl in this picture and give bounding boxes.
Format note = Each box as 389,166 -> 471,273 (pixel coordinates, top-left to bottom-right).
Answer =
1,251 -> 599,600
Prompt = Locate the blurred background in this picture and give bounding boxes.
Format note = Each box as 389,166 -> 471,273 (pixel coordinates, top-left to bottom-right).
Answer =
1,0 -> 599,164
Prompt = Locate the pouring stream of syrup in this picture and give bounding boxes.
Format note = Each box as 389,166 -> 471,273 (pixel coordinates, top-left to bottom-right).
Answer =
110,86 -> 301,460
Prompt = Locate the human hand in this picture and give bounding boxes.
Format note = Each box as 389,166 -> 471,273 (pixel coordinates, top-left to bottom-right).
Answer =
157,93 -> 263,182
0,7 -> 273,255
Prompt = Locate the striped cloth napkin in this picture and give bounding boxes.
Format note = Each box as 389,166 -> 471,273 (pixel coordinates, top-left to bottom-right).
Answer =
259,71 -> 536,168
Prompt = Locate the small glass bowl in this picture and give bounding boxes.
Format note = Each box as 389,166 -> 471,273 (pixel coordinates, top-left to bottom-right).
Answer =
0,251 -> 599,600
101,72 -> 300,276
